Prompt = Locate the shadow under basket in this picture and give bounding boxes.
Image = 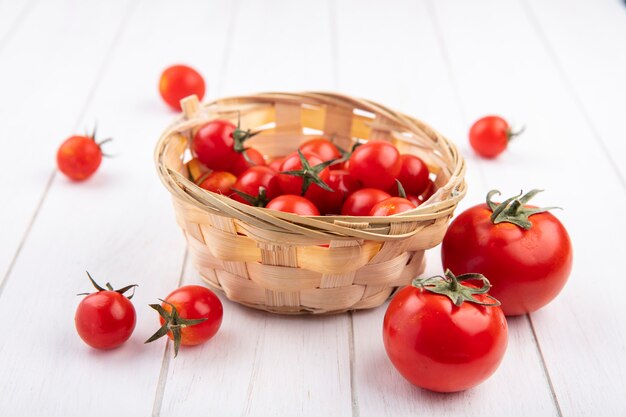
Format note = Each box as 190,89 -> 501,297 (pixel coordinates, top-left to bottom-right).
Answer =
155,92 -> 466,314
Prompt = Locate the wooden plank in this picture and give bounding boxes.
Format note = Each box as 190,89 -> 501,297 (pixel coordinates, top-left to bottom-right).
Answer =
157,1 -> 352,416
430,0 -> 626,415
0,0 -> 34,48
335,0 -> 558,415
0,0 -> 234,415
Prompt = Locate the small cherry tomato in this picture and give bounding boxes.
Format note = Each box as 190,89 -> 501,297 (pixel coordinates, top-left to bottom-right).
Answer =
383,270 -> 508,392
146,285 -> 223,357
159,65 -> 205,111
469,115 -> 523,158
198,171 -> 236,195
299,137 -> 342,162
406,194 -> 423,207
369,197 -> 417,216
442,190 -> 573,316
231,165 -> 281,206
229,147 -> 267,176
192,119 -> 257,172
395,155 -> 430,196
57,133 -> 109,181
268,157 -> 285,172
348,141 -> 401,190
75,272 -> 137,350
278,150 -> 333,202
341,188 -> 391,216
307,170 -> 361,215
266,195 -> 320,215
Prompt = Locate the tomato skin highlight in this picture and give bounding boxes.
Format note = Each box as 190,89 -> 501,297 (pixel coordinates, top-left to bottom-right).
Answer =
383,285 -> 508,392
266,195 -> 320,215
469,115 -> 510,158
159,65 -> 205,111
341,188 -> 391,216
348,141 -> 401,190
75,291 -> 136,350
369,197 -> 417,216
441,203 -> 573,316
161,285 -> 223,346
57,136 -> 102,181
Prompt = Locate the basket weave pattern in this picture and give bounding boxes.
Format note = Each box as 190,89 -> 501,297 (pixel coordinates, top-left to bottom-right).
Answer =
155,92 -> 466,314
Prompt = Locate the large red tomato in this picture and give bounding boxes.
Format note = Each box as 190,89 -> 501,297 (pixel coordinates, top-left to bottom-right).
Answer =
383,270 -> 508,392
441,190 -> 573,316
348,141 -> 401,189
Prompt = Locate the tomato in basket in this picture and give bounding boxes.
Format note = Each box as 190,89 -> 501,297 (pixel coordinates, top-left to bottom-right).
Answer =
299,137 -> 342,163
231,166 -> 282,207
307,169 -> 361,215
341,188 -> 391,216
197,171 -> 237,195
278,150 -> 334,205
266,195 -> 320,215
348,141 -> 401,190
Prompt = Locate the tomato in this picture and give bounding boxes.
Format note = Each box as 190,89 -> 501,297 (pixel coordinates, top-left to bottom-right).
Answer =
75,272 -> 137,350
268,157 -> 285,172
469,115 -> 523,158
299,137 -> 342,163
369,197 -> 417,216
383,270 -> 508,392
278,150 -> 333,202
192,119 -> 257,172
441,190 -> 573,316
57,134 -> 108,181
231,166 -> 281,206
395,155 -> 429,196
341,188 -> 390,216
229,147 -> 266,176
406,194 -> 423,207
159,64 -> 205,111
198,171 -> 236,195
266,195 -> 320,215
146,285 -> 223,356
307,170 -> 361,215
348,141 -> 401,190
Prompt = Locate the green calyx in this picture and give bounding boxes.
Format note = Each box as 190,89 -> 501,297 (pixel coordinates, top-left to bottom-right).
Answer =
231,186 -> 270,207
87,124 -> 114,157
486,189 -> 560,230
412,270 -> 500,307
395,179 -> 407,199
506,125 -> 525,142
77,271 -> 137,299
333,142 -> 361,167
280,149 -> 335,195
232,115 -> 259,154
145,299 -> 207,357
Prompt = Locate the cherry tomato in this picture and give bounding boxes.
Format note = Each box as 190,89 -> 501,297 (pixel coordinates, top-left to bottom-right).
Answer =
307,170 -> 361,215
57,135 -> 106,181
369,197 -> 417,216
75,272 -> 137,350
229,147 -> 267,176
198,171 -> 236,195
341,188 -> 390,216
192,119 -> 258,172
268,157 -> 285,172
406,194 -> 423,207
441,190 -> 573,316
383,271 -> 508,392
278,151 -> 332,201
231,166 -> 281,206
348,141 -> 401,190
147,285 -> 223,356
266,195 -> 320,215
469,115 -> 523,158
395,155 -> 430,196
300,137 -> 342,163
159,65 -> 205,111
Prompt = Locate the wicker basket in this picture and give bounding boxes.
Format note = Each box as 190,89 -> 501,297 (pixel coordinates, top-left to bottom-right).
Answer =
155,92 -> 466,314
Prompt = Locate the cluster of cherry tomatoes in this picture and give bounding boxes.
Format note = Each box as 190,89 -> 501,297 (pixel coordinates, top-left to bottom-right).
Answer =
188,118 -> 435,217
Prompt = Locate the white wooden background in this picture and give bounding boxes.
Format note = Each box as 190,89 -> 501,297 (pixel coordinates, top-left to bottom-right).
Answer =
0,0 -> 625,415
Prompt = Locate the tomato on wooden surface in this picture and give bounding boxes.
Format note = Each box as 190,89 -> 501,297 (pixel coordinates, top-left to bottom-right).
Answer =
192,119 -> 258,172
307,169 -> 361,215
57,133 -> 110,181
383,270 -> 508,392
395,154 -> 430,196
369,197 -> 417,216
299,137 -> 342,163
146,285 -> 223,357
231,165 -> 281,206
75,272 -> 137,350
348,141 -> 401,190
159,64 -> 205,111
469,115 -> 523,158
266,195 -> 320,215
441,190 -> 573,316
197,171 -> 237,195
341,188 -> 391,216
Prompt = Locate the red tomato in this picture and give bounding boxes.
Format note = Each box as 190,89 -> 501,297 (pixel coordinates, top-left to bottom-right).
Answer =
57,135 -> 105,181
307,170 -> 361,215
75,273 -> 137,350
159,65 -> 205,111
229,147 -> 266,176
278,151 -> 332,200
369,197 -> 417,216
231,166 -> 281,206
266,195 -> 320,215
469,115 -> 523,158
395,155 -> 429,196
300,137 -> 342,162
198,171 -> 237,195
341,188 -> 391,216
268,157 -> 285,172
146,285 -> 223,356
441,190 -> 573,316
192,119 -> 258,172
420,179 -> 436,201
406,194 -> 423,207
383,271 -> 508,392
348,141 -> 401,190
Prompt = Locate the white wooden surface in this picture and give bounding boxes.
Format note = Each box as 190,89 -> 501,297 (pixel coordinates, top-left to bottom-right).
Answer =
0,0 -> 624,416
